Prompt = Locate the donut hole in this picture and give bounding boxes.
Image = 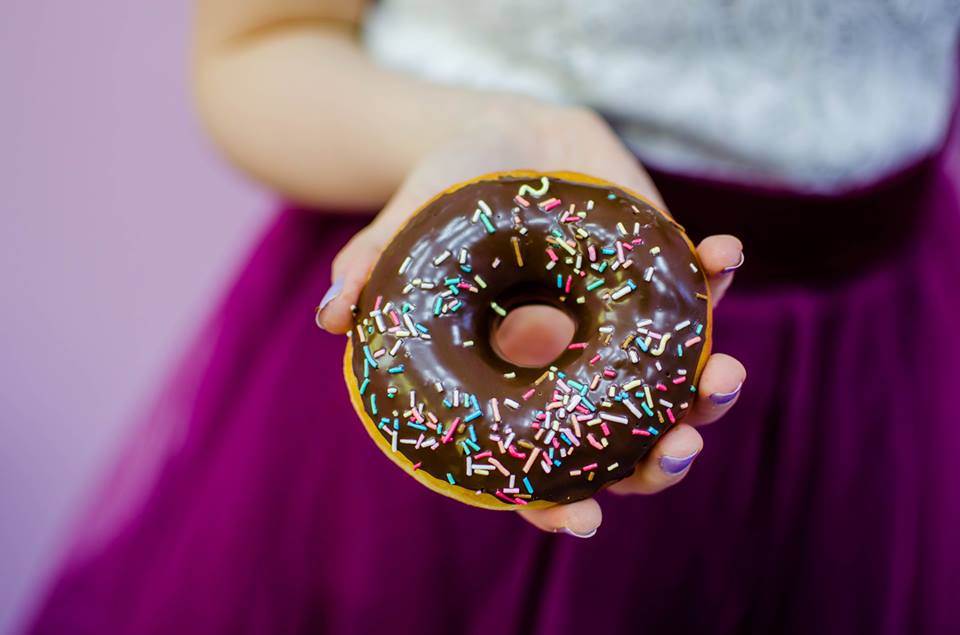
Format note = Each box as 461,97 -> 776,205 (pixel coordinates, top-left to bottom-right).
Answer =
491,304 -> 576,368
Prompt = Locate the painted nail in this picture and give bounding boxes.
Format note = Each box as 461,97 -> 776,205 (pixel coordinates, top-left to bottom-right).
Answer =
709,382 -> 742,405
319,278 -> 344,312
561,527 -> 598,539
721,251 -> 745,273
660,450 -> 700,475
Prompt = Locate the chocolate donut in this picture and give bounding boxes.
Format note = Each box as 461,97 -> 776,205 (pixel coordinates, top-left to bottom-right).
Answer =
342,171 -> 711,509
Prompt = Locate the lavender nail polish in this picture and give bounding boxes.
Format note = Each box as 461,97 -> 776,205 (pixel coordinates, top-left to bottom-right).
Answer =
319,278 -> 344,311
709,382 -> 742,405
561,527 -> 598,539
721,251 -> 745,273
660,450 -> 699,475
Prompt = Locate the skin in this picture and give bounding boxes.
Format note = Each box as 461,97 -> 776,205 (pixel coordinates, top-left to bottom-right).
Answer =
194,0 -> 747,537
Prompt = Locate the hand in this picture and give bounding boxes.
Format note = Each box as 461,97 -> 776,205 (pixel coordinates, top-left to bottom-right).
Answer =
317,102 -> 746,537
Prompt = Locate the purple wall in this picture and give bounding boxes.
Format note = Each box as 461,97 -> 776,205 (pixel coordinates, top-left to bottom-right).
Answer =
1,1 -> 267,630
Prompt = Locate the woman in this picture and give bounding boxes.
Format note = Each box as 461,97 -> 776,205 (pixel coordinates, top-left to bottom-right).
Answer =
27,1 -> 960,633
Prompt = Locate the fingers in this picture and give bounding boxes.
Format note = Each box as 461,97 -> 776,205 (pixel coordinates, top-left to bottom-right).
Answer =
518,496 -> 602,538
696,234 -> 744,305
315,228 -> 385,334
606,423 -> 704,496
686,353 -> 746,426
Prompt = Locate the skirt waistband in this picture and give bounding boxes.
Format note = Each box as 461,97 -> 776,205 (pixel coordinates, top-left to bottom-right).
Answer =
651,157 -> 940,288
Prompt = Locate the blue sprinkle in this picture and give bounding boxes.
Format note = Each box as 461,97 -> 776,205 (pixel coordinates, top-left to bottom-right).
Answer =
641,402 -> 654,417
442,399 -> 452,408
370,394 -> 378,415
407,422 -> 427,431
464,410 -> 482,423
359,378 -> 370,395
363,345 -> 378,369
523,477 -> 534,494
415,324 -> 429,334
647,426 -> 659,435
388,365 -> 404,374
446,473 -> 456,485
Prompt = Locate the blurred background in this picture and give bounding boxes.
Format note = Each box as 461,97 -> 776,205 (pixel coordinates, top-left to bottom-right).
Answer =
1,1 -> 269,631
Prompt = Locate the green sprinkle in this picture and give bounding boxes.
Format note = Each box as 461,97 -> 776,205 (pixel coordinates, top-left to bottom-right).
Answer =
586,278 -> 604,291
479,213 -> 496,234
491,302 -> 507,317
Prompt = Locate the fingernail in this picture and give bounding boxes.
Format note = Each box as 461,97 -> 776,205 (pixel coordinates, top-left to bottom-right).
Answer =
319,278 -> 344,312
709,382 -> 742,405
721,251 -> 745,273
561,527 -> 598,539
660,450 -> 700,475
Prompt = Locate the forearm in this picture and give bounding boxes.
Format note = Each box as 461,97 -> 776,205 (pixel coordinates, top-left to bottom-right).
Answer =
193,10 -> 544,209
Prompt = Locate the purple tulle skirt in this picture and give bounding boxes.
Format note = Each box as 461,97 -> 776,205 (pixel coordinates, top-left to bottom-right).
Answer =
25,138 -> 960,632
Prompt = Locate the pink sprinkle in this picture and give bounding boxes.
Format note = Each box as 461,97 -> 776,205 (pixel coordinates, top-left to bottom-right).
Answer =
522,388 -> 536,400
685,336 -> 703,347
587,433 -> 604,450
588,245 -> 597,261
575,404 -> 590,415
495,490 -> 526,505
622,242 -> 633,251
546,248 -> 558,262
565,275 -> 572,293
672,376 -> 687,384
412,462 -> 423,470
442,417 -> 460,444
603,368 -> 617,379
601,423 -> 611,436
539,198 -> 561,212
567,342 -> 587,350
374,295 -> 383,311
389,310 -> 401,326
667,408 -> 676,423
473,451 -> 492,460
656,383 -> 668,392
507,445 -> 527,459
582,463 -> 599,472
589,354 -> 602,365
631,429 -> 652,436
514,195 -> 530,207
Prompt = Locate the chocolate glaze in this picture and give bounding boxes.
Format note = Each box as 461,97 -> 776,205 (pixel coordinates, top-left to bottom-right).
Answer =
348,174 -> 710,505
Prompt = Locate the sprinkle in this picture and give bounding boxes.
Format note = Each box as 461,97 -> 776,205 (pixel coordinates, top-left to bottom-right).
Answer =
538,198 -> 561,212
599,413 -> 628,424
522,388 -> 536,400
479,212 -> 496,234
474,275 -> 487,288
518,176 -> 550,198
567,342 -> 587,350
514,195 -> 530,207
685,336 -> 703,347
398,256 -> 412,275
504,399 -> 520,409
491,302 -> 507,317
586,278 -> 604,291
362,345 -> 378,368
432,250 -> 451,266
388,365 -> 405,374
511,236 -> 524,267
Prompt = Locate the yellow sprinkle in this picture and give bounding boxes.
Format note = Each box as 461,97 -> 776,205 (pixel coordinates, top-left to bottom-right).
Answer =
511,236 -> 524,267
